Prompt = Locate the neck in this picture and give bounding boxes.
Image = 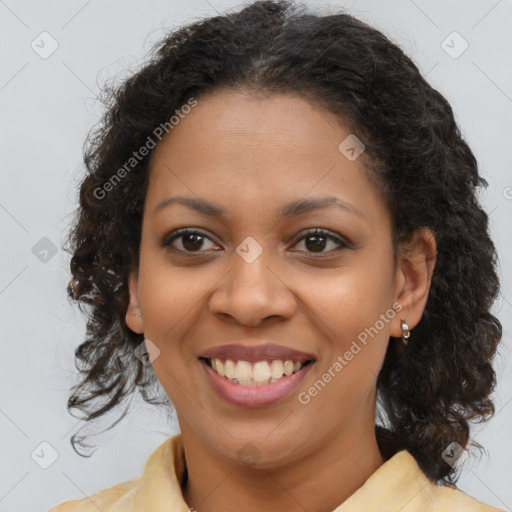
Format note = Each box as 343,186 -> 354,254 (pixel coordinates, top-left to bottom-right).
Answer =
181,421 -> 386,512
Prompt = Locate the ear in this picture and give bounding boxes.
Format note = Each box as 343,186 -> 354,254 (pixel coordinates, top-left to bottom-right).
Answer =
390,228 -> 437,338
125,270 -> 143,334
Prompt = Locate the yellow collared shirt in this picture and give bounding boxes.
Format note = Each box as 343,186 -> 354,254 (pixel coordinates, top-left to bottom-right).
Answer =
48,433 -> 504,512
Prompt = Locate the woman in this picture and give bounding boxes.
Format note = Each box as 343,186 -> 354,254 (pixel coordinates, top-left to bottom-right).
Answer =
50,1 -> 504,510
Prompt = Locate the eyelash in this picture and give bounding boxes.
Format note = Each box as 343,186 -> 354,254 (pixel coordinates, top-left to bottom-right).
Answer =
161,227 -> 350,256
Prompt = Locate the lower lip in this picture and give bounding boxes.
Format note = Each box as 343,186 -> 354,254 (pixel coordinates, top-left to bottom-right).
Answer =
200,359 -> 314,408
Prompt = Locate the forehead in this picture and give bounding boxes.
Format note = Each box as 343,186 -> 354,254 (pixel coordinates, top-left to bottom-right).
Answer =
156,89 -> 350,153
146,89 -> 388,226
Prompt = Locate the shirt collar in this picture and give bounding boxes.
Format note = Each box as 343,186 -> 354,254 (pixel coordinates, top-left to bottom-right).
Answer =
134,433 -> 445,512
135,433 -> 190,512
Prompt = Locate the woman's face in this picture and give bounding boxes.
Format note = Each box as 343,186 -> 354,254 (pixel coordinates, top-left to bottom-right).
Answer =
127,89 -> 409,467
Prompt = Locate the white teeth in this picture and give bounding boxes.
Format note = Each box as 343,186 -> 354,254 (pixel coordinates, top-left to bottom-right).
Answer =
234,361 -> 252,381
270,360 -> 284,379
224,360 -> 236,379
253,361 -> 271,383
210,358 -> 308,385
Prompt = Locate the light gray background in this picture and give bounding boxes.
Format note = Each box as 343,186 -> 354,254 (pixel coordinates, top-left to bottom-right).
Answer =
1,1 -> 511,511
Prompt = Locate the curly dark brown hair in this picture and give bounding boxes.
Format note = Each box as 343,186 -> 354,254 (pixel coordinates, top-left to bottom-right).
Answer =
63,0 -> 502,485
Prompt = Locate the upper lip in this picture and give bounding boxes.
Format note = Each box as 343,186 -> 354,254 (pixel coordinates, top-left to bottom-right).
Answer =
199,343 -> 316,363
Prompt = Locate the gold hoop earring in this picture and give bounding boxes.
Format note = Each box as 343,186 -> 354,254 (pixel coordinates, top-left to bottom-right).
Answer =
401,318 -> 410,345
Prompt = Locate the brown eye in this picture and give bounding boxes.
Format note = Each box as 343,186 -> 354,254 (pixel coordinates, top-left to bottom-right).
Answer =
292,229 -> 350,254
161,227 -> 350,256
161,228 -> 218,253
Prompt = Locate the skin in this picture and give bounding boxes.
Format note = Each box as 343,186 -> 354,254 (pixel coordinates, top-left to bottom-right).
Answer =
125,88 -> 436,512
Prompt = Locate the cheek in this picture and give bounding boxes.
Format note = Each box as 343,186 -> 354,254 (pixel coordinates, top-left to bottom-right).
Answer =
137,264 -> 201,406
136,258 -> 201,371
306,261 -> 394,333
298,275 -> 392,422
138,247 -> 208,322
301,256 -> 394,375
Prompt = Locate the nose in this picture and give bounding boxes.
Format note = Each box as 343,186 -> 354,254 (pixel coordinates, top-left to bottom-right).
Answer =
208,249 -> 297,327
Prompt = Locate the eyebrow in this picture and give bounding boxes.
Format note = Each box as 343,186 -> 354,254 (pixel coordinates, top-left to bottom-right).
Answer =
153,195 -> 365,220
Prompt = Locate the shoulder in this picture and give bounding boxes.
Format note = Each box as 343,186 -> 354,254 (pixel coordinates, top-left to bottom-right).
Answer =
47,434 -> 183,512
355,449 -> 506,512
427,482 -> 505,512
47,476 -> 141,511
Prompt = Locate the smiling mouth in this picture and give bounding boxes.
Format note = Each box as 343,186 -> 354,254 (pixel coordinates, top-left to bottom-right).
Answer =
199,356 -> 315,386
